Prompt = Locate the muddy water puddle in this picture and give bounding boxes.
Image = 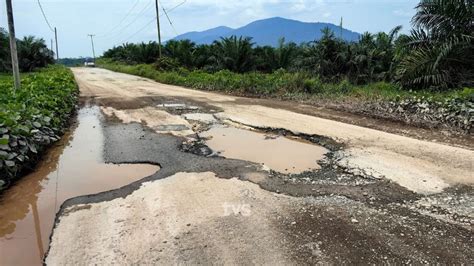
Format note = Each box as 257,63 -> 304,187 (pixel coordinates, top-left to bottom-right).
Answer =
200,126 -> 328,174
0,106 -> 159,266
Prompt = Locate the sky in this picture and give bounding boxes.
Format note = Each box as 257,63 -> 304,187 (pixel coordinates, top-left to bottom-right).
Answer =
0,0 -> 417,58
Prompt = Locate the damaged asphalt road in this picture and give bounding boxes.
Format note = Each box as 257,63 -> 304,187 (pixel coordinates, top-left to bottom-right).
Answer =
45,68 -> 474,264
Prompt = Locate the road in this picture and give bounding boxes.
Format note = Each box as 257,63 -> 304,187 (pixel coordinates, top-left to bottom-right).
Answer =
45,67 -> 473,264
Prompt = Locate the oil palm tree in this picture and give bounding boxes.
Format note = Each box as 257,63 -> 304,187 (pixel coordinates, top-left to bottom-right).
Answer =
164,40 -> 196,68
0,28 -> 10,72
17,36 -> 54,72
396,0 -> 473,89
213,36 -> 255,73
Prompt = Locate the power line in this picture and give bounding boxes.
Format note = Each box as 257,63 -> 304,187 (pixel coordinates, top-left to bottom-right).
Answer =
159,0 -> 178,36
96,0 -> 141,38
118,0 -> 186,44
103,0 -> 154,41
37,0 -> 54,32
119,16 -> 156,44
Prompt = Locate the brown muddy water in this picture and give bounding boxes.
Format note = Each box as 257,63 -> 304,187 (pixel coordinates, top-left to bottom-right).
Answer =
0,106 -> 159,266
200,126 -> 328,174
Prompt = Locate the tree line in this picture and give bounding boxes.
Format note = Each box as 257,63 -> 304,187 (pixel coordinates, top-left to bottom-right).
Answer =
103,0 -> 473,90
0,28 -> 54,73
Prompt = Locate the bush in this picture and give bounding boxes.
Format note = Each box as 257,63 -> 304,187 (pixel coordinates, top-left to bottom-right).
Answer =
153,57 -> 181,72
0,66 -> 78,188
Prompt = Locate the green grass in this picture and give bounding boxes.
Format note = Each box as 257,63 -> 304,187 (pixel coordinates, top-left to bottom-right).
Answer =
0,66 -> 78,187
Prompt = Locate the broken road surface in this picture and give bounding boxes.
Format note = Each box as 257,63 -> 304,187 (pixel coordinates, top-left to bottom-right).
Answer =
45,68 -> 473,264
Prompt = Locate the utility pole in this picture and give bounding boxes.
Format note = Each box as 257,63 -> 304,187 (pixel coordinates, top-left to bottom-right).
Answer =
88,34 -> 96,62
339,17 -> 343,40
154,0 -> 162,58
5,0 -> 20,89
54,27 -> 59,60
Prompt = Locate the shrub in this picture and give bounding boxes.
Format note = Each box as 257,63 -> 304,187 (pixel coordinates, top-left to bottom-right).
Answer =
0,66 -> 77,188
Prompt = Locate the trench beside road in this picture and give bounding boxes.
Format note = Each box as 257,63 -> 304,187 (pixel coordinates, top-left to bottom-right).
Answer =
43,67 -> 474,264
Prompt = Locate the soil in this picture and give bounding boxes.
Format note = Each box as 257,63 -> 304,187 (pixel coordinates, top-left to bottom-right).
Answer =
38,68 -> 474,264
0,107 -> 158,265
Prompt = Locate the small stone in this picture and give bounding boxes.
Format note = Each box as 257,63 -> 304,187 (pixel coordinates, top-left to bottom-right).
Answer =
351,218 -> 359,223
291,221 -> 297,225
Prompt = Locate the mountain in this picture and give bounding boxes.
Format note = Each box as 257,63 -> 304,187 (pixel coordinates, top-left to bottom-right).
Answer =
174,26 -> 234,42
172,17 -> 360,46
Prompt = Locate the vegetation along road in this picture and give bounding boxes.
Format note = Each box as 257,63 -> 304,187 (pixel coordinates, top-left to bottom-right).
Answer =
44,67 -> 473,264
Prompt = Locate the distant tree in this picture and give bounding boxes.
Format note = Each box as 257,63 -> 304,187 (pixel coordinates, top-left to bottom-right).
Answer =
0,31 -> 54,73
0,28 -> 10,72
164,40 -> 196,68
17,36 -> 54,72
213,36 -> 255,73
253,45 -> 276,72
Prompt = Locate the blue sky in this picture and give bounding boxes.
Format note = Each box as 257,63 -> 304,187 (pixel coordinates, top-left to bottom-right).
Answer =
0,0 -> 417,58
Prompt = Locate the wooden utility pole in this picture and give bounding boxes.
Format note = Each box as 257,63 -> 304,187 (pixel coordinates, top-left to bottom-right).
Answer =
5,0 -> 20,89
88,34 -> 96,62
339,17 -> 343,40
154,0 -> 162,58
54,27 -> 59,60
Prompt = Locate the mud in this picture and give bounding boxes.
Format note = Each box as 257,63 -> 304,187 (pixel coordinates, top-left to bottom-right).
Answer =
0,107 -> 159,265
232,97 -> 474,149
43,68 -> 474,264
281,196 -> 473,264
47,118 -> 473,264
200,126 -> 328,174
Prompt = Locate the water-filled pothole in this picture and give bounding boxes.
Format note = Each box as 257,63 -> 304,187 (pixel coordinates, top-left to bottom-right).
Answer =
0,106 -> 159,266
200,126 -> 328,174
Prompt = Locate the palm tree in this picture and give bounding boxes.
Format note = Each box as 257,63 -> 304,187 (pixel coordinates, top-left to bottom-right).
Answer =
164,40 -> 196,68
275,38 -> 298,69
17,36 -> 54,72
396,0 -> 473,89
213,36 -> 255,73
0,28 -> 10,72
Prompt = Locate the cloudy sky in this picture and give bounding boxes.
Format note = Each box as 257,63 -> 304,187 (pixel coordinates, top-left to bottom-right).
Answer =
0,0 -> 416,58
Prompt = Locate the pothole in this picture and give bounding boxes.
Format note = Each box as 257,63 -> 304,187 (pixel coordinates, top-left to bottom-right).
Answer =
0,106 -> 159,266
200,126 -> 329,174
101,106 -> 194,136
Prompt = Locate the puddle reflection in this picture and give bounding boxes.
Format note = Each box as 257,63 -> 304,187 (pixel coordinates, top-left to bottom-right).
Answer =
0,106 -> 159,266
200,126 -> 328,174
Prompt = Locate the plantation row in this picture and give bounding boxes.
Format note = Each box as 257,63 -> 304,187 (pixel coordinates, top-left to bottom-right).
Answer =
0,66 -> 78,189
0,28 -> 55,72
103,1 -> 473,90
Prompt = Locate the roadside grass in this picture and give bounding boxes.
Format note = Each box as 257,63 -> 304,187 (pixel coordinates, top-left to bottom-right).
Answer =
0,66 -> 78,189
98,59 -> 473,102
